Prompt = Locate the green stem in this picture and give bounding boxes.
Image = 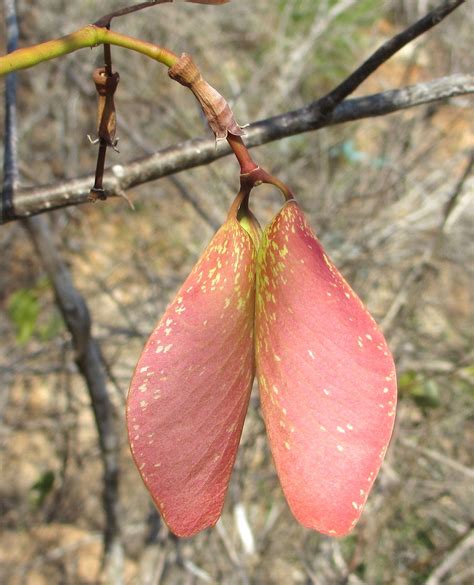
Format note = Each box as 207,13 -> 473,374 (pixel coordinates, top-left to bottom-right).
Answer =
0,25 -> 178,76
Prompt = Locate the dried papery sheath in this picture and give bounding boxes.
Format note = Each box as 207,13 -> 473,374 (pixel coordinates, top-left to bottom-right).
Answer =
93,67 -> 120,147
169,53 -> 244,140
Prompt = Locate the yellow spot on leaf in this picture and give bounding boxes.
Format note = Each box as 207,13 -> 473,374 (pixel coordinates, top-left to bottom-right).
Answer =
279,245 -> 288,258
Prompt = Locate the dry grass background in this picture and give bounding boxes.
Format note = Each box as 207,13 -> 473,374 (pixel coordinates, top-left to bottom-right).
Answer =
0,1 -> 473,583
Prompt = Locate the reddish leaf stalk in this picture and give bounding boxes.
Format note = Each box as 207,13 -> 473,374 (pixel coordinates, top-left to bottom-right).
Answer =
227,134 -> 258,175
226,134 -> 294,202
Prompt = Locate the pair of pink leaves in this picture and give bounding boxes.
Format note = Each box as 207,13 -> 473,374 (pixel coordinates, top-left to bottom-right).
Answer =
127,194 -> 396,538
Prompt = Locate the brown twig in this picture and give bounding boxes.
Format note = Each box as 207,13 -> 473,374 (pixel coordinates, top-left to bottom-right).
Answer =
94,1 -> 172,28
94,0 -> 229,28
381,150 -> 474,333
425,529 -> 474,585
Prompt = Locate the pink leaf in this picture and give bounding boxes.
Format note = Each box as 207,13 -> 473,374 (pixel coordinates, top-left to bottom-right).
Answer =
255,201 -> 397,536
127,200 -> 256,537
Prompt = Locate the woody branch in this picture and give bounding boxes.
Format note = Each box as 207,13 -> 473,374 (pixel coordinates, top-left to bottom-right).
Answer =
0,0 -> 471,222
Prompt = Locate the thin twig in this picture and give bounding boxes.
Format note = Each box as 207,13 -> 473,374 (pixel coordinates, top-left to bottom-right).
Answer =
274,0 -> 359,106
425,529 -> 474,585
317,0 -> 466,115
0,0 -> 19,424
381,150 -> 474,332
216,518 -> 251,585
400,438 -> 474,480
94,0 -> 229,28
94,1 -> 172,28
1,0 -> 20,216
117,112 -> 222,230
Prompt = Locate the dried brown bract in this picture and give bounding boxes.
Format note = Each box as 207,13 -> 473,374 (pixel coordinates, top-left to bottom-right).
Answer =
169,53 -> 244,140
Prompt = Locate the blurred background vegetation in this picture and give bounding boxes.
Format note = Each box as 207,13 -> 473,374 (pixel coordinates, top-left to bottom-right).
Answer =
0,1 -> 473,583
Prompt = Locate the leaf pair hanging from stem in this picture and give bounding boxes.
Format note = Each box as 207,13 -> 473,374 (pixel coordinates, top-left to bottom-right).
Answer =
85,0 -> 397,539
127,50 -> 397,539
127,159 -> 397,538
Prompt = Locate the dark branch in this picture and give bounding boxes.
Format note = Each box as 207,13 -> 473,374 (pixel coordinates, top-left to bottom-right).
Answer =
93,0 -> 229,28
5,74 -> 473,222
1,0 -> 20,220
94,1 -> 172,29
318,0 -> 467,114
25,216 -> 123,562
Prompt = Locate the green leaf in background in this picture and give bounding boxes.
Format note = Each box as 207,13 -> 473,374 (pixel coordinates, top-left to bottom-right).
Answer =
275,0 -> 380,90
29,470 -> 55,509
458,365 -> 474,397
7,288 -> 41,345
399,370 -> 441,410
7,278 -> 63,345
